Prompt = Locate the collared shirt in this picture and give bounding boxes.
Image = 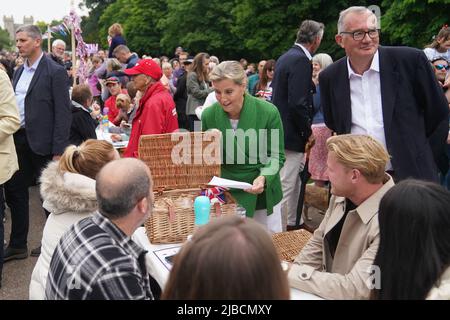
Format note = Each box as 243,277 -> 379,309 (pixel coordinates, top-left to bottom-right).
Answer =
15,52 -> 44,127
347,50 -> 392,170
45,212 -> 154,300
294,43 -> 313,61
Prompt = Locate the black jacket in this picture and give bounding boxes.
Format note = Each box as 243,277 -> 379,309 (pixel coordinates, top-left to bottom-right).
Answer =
13,54 -> 71,155
70,103 -> 98,146
319,46 -> 449,182
272,45 -> 315,152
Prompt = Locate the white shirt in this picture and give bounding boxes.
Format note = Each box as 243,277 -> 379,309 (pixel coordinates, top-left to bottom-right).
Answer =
347,50 -> 392,170
294,43 -> 312,61
15,53 -> 44,127
423,47 -> 450,62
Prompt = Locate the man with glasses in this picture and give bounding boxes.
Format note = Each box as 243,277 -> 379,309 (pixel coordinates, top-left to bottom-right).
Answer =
319,6 -> 449,182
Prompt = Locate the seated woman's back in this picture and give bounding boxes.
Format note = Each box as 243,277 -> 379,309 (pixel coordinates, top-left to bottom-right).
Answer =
29,140 -> 119,300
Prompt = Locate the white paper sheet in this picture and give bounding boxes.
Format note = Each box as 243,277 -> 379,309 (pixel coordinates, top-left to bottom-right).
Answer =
207,176 -> 253,190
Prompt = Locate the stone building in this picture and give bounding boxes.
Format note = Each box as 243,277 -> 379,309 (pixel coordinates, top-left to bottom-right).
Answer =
3,15 -> 34,41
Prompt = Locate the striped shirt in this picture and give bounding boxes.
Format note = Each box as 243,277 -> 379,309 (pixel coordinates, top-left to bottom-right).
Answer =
45,212 -> 154,300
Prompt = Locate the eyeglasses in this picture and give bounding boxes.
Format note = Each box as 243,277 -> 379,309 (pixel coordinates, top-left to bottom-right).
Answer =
434,64 -> 450,71
340,29 -> 380,41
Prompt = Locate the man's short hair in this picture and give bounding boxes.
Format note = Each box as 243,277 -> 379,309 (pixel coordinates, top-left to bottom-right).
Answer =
52,39 -> 66,48
96,159 -> 152,219
326,134 -> 390,184
296,20 -> 324,44
337,6 -> 375,34
15,25 -> 42,40
113,44 -> 131,56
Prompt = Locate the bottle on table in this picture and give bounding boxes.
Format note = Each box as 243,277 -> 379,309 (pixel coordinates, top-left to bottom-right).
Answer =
102,106 -> 109,133
193,196 -> 211,234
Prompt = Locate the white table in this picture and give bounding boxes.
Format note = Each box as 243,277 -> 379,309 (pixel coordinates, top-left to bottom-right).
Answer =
95,125 -> 129,149
132,227 -> 323,300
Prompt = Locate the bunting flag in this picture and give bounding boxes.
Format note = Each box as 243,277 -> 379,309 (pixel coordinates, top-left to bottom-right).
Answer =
64,8 -> 89,84
42,26 -> 53,40
201,187 -> 228,204
85,43 -> 99,55
49,24 -> 68,36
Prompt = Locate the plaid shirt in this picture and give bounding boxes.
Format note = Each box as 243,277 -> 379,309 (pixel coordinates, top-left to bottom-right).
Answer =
45,212 -> 154,300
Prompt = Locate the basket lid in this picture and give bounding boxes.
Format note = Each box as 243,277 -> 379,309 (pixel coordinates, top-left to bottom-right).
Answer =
138,131 -> 222,190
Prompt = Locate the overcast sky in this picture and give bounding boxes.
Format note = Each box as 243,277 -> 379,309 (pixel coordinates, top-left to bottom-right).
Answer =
2,0 -> 88,28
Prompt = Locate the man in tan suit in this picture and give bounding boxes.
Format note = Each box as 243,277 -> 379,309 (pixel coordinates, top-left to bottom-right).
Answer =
288,134 -> 394,299
0,69 -> 20,287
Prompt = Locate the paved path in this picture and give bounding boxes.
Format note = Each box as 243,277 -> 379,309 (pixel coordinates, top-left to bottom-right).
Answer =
1,186 -> 45,300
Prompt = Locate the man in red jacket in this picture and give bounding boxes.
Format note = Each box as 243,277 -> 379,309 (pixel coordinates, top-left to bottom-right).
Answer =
123,59 -> 179,157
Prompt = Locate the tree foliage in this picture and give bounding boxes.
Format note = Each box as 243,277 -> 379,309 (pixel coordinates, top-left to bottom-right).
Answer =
380,0 -> 450,48
159,0 -> 242,60
0,27 -> 12,51
78,0 -> 450,62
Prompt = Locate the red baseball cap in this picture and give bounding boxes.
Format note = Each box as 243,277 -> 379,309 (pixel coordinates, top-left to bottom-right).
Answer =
124,59 -> 163,81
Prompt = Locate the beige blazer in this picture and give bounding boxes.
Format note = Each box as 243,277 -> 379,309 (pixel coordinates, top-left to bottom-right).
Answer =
288,175 -> 395,299
0,69 -> 20,184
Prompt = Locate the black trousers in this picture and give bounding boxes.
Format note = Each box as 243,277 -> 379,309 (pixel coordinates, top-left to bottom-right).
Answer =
4,129 -> 52,249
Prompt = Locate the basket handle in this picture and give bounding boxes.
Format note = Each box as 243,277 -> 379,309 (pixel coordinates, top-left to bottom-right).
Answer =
163,198 -> 176,223
155,187 -> 166,196
214,202 -> 222,217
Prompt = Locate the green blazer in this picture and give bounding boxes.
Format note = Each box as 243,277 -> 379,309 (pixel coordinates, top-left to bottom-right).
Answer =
202,94 -> 285,217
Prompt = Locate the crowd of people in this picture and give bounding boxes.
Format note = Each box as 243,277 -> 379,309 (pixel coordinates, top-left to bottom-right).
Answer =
0,5 -> 449,300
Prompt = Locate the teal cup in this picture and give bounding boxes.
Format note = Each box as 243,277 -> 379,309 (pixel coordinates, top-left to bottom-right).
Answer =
194,196 -> 211,226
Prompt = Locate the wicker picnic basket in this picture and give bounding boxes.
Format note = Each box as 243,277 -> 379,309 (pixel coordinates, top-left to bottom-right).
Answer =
271,229 -> 313,262
139,131 -> 237,244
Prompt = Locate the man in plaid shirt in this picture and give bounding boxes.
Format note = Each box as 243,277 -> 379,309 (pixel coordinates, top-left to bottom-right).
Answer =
45,158 -> 155,300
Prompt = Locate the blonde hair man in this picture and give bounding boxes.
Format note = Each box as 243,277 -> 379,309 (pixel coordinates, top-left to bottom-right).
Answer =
288,134 -> 394,299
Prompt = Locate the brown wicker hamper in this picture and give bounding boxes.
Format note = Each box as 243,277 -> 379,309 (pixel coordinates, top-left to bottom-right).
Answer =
271,229 -> 313,262
139,131 -> 236,244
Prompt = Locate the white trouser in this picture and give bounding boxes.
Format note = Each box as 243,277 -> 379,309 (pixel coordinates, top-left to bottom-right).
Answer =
252,202 -> 282,234
280,150 -> 305,228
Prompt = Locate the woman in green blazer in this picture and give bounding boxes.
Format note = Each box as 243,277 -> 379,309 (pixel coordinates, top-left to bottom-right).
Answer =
202,61 -> 285,233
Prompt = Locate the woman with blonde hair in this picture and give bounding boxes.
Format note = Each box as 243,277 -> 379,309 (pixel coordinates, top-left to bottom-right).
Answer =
108,23 -> 126,58
29,140 -> 119,299
202,61 -> 285,233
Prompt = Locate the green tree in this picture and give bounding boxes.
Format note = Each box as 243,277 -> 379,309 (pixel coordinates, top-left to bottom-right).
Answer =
380,0 -> 450,48
81,0 -> 117,46
97,0 -> 166,56
0,27 -> 12,51
159,0 -> 244,60
232,0 -> 383,62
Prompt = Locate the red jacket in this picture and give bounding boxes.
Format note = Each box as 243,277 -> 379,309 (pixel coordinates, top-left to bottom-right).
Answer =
123,82 -> 178,158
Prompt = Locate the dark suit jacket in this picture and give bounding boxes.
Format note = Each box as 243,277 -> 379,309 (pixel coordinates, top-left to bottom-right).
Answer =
272,45 -> 315,152
13,53 -> 71,156
319,46 -> 449,181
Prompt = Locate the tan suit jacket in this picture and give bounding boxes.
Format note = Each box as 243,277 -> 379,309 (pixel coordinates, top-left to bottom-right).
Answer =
288,175 -> 395,299
0,69 -> 20,184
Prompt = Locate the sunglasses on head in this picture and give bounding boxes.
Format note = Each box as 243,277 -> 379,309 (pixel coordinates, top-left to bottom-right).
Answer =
434,64 -> 450,71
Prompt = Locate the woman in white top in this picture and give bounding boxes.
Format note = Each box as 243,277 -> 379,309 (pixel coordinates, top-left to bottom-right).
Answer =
29,140 -> 119,299
423,26 -> 450,62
